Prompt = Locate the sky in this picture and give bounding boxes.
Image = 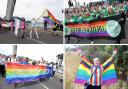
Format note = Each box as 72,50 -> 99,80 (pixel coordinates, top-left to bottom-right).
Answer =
0,44 -> 64,62
0,0 -> 63,21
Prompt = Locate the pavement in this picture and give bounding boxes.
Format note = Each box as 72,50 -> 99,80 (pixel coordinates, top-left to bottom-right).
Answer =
0,28 -> 63,44
0,76 -> 63,89
65,20 -> 128,44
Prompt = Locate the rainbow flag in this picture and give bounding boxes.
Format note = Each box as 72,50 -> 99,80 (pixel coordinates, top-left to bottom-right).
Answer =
66,21 -> 109,37
43,9 -> 59,25
6,62 -> 52,84
102,63 -> 117,85
74,56 -> 117,85
74,56 -> 93,84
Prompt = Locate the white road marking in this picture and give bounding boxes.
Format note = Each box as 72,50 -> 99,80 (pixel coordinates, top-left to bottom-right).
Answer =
25,37 -> 46,44
39,82 -> 49,89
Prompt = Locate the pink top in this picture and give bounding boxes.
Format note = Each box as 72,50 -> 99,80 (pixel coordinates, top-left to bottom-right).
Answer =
20,20 -> 25,30
11,20 -> 14,29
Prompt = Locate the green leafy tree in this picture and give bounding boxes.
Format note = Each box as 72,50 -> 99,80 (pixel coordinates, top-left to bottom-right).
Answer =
77,45 -> 128,81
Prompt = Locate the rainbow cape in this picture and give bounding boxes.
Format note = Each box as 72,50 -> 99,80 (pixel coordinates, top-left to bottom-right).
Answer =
6,62 -> 53,84
74,56 -> 117,85
42,9 -> 59,25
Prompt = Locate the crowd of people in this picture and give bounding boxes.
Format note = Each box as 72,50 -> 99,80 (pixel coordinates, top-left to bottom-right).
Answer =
0,17 -> 26,39
0,16 -> 63,39
65,0 -> 128,22
0,53 -> 57,79
64,1 -> 128,44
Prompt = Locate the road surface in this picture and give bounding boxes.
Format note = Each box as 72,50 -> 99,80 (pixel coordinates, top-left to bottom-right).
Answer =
0,76 -> 63,89
0,28 -> 63,44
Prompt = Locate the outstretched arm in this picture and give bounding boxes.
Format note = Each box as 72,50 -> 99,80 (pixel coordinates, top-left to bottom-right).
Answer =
77,49 -> 93,68
102,49 -> 118,69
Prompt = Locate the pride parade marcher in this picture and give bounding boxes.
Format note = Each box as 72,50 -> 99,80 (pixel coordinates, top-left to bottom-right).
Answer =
10,54 -> 17,63
19,57 -> 29,65
51,22 -> 58,36
65,26 -> 71,43
1,19 -> 6,33
44,20 -> 47,31
68,0 -> 74,8
14,17 -> 20,36
0,55 -> 6,77
52,64 -> 56,78
74,49 -> 118,89
20,18 -> 26,39
30,18 -> 39,39
123,1 -> 128,19
59,24 -> 63,31
10,19 -> 14,32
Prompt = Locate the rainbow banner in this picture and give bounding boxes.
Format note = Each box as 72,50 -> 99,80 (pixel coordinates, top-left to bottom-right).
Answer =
6,62 -> 53,84
66,21 -> 109,37
74,56 -> 117,85
43,9 -> 59,25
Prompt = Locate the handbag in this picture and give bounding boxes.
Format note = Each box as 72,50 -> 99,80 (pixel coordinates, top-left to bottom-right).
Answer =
84,66 -> 98,89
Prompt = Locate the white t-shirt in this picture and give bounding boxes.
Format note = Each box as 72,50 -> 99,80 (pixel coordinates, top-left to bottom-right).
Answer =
15,18 -> 20,28
53,65 -> 56,71
11,57 -> 17,63
31,20 -> 36,28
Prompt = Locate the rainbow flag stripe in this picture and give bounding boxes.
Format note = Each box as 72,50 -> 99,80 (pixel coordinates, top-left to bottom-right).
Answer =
44,17 -> 55,25
81,56 -> 93,68
44,10 -> 59,25
6,62 -> 52,84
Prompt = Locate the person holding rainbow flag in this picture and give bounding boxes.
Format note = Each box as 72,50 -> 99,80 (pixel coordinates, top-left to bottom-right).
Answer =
30,18 -> 39,39
74,49 -> 118,89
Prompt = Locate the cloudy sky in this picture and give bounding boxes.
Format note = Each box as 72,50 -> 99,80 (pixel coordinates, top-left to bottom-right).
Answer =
0,0 -> 63,21
0,44 -> 64,62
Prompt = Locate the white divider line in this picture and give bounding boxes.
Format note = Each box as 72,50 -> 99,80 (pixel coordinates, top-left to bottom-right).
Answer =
25,36 -> 46,44
39,82 -> 49,89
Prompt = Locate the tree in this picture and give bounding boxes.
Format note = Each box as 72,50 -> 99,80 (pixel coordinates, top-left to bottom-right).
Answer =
76,45 -> 128,81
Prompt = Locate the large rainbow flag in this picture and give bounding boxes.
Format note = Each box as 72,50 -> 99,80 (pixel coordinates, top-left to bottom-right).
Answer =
42,9 -> 59,25
66,21 -> 109,37
74,55 -> 117,85
6,62 -> 53,84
